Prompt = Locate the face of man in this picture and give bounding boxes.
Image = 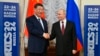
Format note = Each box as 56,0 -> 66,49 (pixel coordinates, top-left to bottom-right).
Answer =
57,9 -> 66,21
34,6 -> 44,17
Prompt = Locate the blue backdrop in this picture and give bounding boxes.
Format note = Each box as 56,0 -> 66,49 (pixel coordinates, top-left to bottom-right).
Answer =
84,5 -> 100,56
0,2 -> 19,56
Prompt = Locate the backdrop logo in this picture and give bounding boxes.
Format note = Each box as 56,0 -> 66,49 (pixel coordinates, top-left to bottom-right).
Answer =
4,21 -> 16,56
88,22 -> 98,56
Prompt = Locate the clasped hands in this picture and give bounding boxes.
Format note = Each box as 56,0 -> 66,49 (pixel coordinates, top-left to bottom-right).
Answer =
43,33 -> 50,39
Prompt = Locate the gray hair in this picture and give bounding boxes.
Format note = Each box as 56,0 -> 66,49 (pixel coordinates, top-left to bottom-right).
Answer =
57,8 -> 66,14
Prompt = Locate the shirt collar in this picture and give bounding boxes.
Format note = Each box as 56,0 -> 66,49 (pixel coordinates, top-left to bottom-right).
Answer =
60,18 -> 67,23
35,14 -> 41,20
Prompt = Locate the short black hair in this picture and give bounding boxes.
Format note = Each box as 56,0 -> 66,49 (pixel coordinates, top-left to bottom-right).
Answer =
34,3 -> 43,8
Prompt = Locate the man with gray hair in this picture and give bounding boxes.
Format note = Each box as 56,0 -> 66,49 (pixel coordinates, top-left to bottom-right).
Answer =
50,9 -> 77,56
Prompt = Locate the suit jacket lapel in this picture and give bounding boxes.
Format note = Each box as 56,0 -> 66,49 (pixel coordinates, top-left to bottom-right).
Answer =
34,16 -> 44,31
57,22 -> 63,35
64,21 -> 68,34
42,20 -> 45,31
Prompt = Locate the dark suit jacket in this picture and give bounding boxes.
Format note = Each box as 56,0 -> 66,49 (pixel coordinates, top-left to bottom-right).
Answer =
26,15 -> 49,53
50,20 -> 77,55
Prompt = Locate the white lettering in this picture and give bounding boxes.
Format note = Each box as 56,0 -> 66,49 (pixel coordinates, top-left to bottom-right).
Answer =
4,21 -> 16,56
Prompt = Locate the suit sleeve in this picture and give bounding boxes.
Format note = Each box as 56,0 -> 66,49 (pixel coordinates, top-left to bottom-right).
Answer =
72,23 -> 77,50
50,24 -> 56,40
26,18 -> 43,37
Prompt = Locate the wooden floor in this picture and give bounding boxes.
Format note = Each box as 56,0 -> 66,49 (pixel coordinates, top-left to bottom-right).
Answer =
25,46 -> 79,56
25,46 -> 56,56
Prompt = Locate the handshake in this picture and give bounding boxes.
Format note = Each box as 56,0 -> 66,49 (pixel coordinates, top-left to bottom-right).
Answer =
43,33 -> 50,39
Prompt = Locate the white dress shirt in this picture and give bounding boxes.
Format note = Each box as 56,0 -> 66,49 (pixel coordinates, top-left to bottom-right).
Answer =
60,18 -> 67,30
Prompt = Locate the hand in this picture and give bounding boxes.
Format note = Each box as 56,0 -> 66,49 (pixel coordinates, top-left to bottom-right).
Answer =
72,50 -> 77,54
43,33 -> 50,39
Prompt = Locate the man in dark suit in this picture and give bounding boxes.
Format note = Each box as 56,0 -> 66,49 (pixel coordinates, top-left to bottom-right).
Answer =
50,9 -> 77,56
26,3 -> 49,56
